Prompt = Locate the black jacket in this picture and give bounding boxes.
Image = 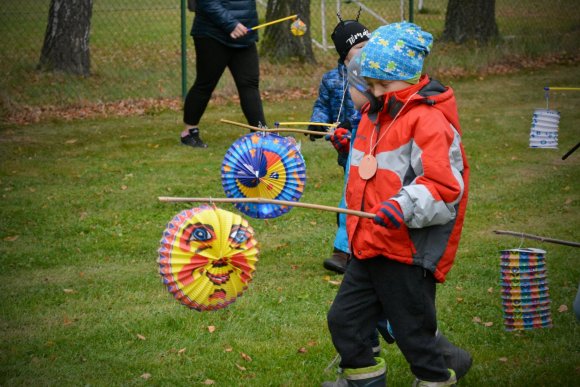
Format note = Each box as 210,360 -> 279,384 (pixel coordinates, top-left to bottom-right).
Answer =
192,0 -> 259,48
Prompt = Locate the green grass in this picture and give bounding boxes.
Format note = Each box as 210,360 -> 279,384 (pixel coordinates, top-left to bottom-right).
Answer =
1,64 -> 580,386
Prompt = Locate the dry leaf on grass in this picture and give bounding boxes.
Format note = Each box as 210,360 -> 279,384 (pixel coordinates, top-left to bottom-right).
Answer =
236,363 -> 247,371
224,345 -> 233,352
140,373 -> 151,380
297,347 -> 307,353
136,334 -> 146,340
3,235 -> 19,242
207,325 -> 216,333
240,352 -> 252,362
499,357 -> 508,362
558,304 -> 568,313
178,348 -> 186,354
483,321 -> 494,327
472,316 -> 482,324
63,288 -> 76,294
203,379 -> 215,385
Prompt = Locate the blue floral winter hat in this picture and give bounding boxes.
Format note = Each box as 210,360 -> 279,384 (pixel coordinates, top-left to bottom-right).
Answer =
359,22 -> 433,84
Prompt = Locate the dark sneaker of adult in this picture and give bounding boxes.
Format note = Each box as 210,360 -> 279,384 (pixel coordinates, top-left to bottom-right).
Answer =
181,127 -> 208,148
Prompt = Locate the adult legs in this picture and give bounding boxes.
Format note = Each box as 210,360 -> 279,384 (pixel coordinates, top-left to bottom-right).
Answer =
227,43 -> 266,127
183,37 -> 230,127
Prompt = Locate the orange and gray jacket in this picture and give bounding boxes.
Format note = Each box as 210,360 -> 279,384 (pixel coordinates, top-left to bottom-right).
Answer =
345,75 -> 470,282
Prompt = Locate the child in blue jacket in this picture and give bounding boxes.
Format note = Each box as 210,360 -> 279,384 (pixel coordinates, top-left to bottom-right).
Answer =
308,12 -> 370,274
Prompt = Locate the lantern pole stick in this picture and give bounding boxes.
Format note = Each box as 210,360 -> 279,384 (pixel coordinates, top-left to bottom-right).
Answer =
275,121 -> 337,128
220,119 -> 332,136
247,14 -> 298,31
493,230 -> 580,248
158,196 -> 375,219
543,87 -> 580,91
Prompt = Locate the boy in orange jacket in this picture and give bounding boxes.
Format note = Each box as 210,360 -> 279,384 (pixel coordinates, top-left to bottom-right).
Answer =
324,22 -> 470,386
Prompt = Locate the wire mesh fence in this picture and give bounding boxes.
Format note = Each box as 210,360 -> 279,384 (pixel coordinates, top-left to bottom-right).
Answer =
1,0 -> 578,118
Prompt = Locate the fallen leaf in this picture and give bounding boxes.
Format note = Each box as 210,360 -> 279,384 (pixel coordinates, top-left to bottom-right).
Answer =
63,288 -> 76,294
307,340 -> 317,347
310,221 -> 317,225
456,297 -> 464,302
140,373 -> 151,380
297,347 -> 307,353
455,286 -> 463,291
178,348 -> 186,354
137,334 -> 146,340
224,345 -> 233,352
121,185 -> 128,190
558,304 -> 568,313
487,287 -> 493,293
291,265 -> 300,270
472,316 -> 482,324
499,357 -> 508,362
240,352 -> 252,362
203,380 -> 215,385
3,235 -> 19,242
63,315 -> 73,326
207,325 -> 216,333
484,321 -> 494,327
328,280 -> 342,286
65,139 -> 78,144
236,363 -> 247,371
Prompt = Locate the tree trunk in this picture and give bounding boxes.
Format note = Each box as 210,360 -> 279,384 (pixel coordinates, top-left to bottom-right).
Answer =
442,0 -> 499,44
261,0 -> 315,64
38,0 -> 93,76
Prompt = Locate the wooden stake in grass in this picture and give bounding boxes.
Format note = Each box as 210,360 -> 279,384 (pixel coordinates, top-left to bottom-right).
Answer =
158,196 -> 375,219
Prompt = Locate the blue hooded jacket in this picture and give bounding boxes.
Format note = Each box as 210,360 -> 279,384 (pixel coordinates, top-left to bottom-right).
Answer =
310,61 -> 361,131
191,0 -> 259,48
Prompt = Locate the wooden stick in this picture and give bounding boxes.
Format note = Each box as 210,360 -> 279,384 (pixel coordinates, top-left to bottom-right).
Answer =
275,121 -> 337,128
493,230 -> 580,248
220,119 -> 330,136
158,196 -> 375,219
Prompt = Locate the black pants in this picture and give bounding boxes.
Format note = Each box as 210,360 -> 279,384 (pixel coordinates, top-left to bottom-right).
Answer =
327,257 -> 450,382
183,37 -> 266,127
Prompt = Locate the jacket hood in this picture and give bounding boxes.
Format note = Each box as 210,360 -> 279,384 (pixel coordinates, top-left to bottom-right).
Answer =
376,75 -> 461,135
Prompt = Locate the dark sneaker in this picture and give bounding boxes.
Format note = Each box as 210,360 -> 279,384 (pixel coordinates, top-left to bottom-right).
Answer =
181,128 -> 207,148
323,248 -> 350,274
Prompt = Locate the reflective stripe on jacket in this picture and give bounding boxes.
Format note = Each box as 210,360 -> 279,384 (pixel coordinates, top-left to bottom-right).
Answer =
346,75 -> 470,282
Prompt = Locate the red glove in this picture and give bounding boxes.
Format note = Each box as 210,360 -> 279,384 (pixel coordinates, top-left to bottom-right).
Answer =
325,127 -> 351,155
373,199 -> 404,229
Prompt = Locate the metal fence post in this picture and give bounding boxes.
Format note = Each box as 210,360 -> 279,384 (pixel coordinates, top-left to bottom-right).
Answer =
180,0 -> 187,100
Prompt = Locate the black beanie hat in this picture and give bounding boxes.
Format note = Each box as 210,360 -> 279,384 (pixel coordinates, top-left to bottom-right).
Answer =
331,17 -> 370,63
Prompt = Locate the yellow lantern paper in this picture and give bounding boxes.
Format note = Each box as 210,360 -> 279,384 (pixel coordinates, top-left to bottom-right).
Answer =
158,205 -> 259,311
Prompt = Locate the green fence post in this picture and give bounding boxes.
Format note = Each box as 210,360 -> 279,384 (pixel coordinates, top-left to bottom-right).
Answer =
181,0 -> 187,100
409,0 -> 414,22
